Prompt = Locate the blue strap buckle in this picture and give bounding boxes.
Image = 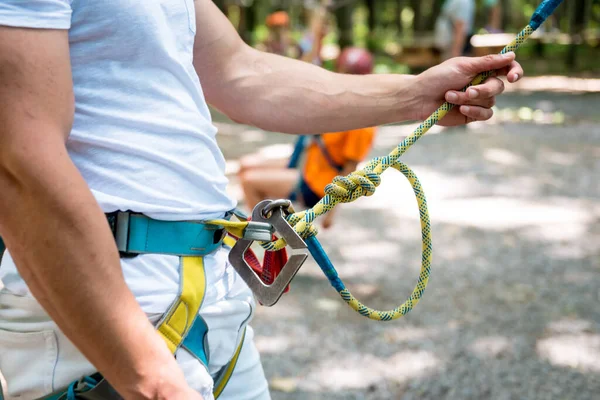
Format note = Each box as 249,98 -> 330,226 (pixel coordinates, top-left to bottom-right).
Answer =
112,211 -> 225,257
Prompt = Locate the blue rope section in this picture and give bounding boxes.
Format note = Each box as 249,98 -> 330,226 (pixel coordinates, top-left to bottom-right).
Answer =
306,236 -> 345,292
287,135 -> 308,169
530,0 -> 564,30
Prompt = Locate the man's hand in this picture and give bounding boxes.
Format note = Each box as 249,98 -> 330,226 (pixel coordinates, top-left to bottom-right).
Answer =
194,0 -> 523,133
416,52 -> 523,126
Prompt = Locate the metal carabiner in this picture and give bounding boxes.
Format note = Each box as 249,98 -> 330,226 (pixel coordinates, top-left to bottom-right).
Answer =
242,221 -> 274,242
260,199 -> 292,218
228,199 -> 308,307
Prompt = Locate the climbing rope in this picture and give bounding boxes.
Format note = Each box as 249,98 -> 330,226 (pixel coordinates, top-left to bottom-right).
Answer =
217,0 -> 563,321
257,25 -> 538,321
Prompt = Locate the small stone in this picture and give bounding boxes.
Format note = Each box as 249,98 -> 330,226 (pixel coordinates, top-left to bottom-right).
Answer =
269,377 -> 298,393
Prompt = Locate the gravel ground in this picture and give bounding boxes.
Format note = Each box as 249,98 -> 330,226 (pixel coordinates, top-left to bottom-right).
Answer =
219,90 -> 600,400
3,89 -> 595,400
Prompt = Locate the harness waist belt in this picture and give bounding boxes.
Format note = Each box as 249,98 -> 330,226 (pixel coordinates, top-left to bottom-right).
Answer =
105,211 -> 228,256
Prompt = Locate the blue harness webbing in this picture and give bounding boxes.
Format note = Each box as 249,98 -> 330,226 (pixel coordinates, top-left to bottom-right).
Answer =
9,212 -> 246,400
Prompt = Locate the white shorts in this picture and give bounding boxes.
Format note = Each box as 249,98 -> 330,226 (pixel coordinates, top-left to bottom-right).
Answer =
0,246 -> 270,400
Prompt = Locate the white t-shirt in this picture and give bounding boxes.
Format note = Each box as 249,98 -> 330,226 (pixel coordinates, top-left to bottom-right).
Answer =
0,0 -> 235,221
0,1 -> 237,306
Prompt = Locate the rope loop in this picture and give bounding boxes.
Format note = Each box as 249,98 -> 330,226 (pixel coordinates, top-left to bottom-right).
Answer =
242,24 -> 540,321
261,159 -> 387,251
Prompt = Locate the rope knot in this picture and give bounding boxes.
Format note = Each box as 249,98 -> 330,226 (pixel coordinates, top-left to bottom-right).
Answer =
324,169 -> 381,202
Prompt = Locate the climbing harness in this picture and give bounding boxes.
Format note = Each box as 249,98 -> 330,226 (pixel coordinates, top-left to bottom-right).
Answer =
227,0 -> 565,321
35,210 -> 295,400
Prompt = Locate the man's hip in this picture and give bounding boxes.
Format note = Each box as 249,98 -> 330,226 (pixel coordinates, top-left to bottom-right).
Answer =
0,245 -> 263,399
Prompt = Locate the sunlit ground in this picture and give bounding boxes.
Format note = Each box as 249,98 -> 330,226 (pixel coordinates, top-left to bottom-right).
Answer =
218,79 -> 600,399
1,79 -> 597,399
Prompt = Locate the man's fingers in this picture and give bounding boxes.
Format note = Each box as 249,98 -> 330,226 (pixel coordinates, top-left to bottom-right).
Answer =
445,90 -> 496,108
460,52 -> 516,75
459,105 -> 493,121
470,76 -> 504,99
496,60 -> 524,83
507,60 -> 523,83
445,77 -> 503,106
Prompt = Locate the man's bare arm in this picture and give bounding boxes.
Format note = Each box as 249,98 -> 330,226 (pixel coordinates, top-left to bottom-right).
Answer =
193,0 -> 417,133
193,0 -> 523,133
0,27 -> 200,400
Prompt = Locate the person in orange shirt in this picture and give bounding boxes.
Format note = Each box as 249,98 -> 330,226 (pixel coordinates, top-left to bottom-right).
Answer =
261,10 -> 302,59
239,47 -> 377,228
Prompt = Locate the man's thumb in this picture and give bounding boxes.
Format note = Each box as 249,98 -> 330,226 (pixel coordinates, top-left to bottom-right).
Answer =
464,52 -> 515,74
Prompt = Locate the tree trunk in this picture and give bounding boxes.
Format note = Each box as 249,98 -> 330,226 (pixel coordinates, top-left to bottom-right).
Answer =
334,3 -> 354,49
583,0 -> 592,28
410,0 -> 424,33
239,2 -> 256,45
426,0 -> 444,30
366,0 -> 377,52
500,0 -> 511,31
396,0 -> 403,32
566,0 -> 586,69
366,0 -> 376,32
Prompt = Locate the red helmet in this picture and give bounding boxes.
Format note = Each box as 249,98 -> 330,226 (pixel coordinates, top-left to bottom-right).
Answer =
336,47 -> 374,75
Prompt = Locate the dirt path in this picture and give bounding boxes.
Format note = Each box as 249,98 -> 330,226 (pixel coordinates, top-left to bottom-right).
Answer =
219,91 -> 600,399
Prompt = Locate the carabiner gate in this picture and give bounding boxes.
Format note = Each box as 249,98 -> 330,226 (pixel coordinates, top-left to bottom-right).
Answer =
229,199 -> 308,306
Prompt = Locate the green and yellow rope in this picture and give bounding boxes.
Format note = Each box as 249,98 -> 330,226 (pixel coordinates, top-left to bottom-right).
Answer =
259,25 -> 536,321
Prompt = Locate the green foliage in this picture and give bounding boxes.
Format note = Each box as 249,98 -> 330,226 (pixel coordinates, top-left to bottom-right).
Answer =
223,0 -> 600,75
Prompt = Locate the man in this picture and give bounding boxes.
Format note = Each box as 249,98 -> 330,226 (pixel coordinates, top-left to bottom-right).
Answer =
0,1 -> 522,399
261,11 -> 302,59
485,0 -> 503,33
435,0 -> 476,59
298,0 -> 330,65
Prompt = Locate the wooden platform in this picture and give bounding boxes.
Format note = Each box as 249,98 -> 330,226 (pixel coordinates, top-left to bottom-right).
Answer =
470,33 -> 516,56
394,31 -> 599,70
393,36 -> 441,70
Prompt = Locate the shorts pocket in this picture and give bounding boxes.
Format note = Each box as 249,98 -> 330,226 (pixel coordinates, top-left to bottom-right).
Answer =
0,328 -> 58,398
184,0 -> 197,34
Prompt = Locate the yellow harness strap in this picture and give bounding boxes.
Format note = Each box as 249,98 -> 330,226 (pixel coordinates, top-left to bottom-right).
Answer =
157,256 -> 207,353
207,219 -> 248,240
37,245 -> 245,400
155,254 -> 245,399
213,329 -> 247,398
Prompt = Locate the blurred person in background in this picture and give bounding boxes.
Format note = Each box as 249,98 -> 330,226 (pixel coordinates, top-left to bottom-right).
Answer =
238,47 -> 377,229
298,0 -> 331,65
485,0 -> 503,33
262,10 -> 302,59
435,0 -> 476,59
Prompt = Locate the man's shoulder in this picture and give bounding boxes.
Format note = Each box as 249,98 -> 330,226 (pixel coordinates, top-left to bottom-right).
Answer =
0,0 -> 73,30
